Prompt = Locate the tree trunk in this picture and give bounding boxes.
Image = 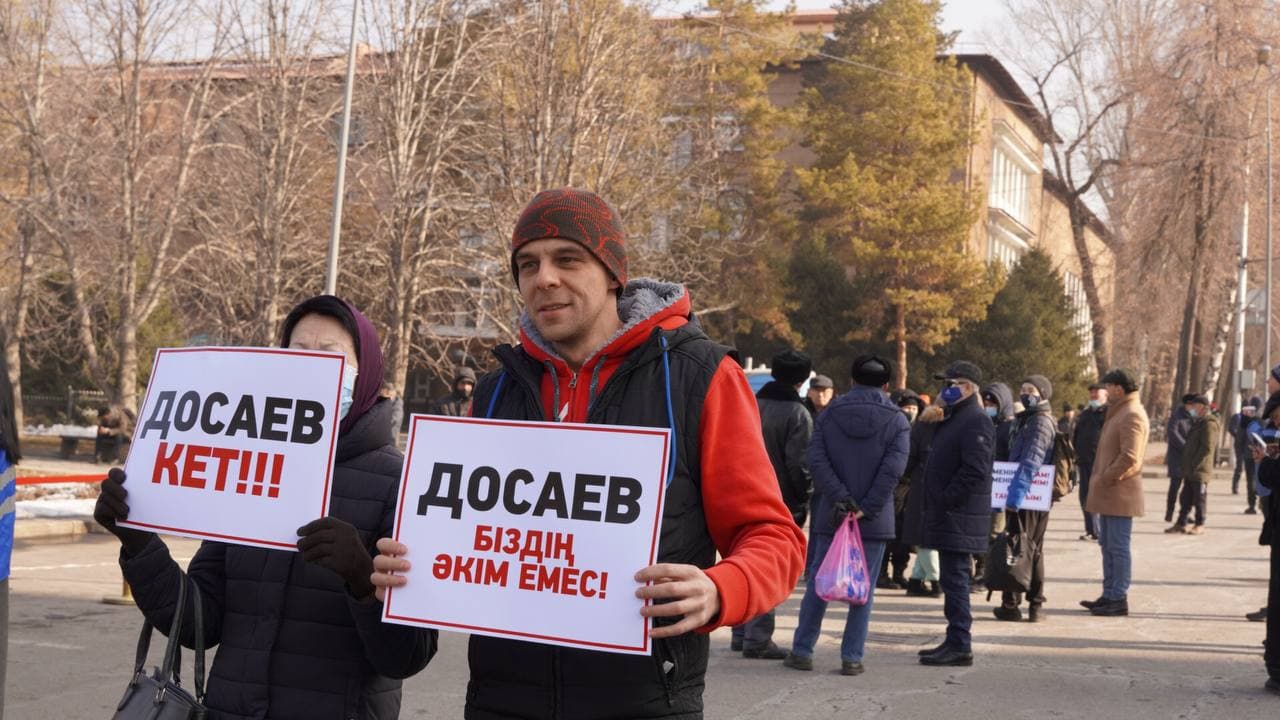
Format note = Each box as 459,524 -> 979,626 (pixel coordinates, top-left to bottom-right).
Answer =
117,321 -> 139,413
1202,280 -> 1238,401
893,304 -> 907,390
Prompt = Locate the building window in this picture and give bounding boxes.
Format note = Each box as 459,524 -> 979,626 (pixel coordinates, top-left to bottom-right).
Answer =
1063,270 -> 1094,358
987,222 -> 1028,269
988,125 -> 1038,227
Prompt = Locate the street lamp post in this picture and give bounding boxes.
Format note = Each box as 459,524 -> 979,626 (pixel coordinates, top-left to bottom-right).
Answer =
325,0 -> 361,296
1261,45 -> 1274,377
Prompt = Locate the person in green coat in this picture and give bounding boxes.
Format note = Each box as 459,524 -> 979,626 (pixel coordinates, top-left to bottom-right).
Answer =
1167,394 -> 1219,535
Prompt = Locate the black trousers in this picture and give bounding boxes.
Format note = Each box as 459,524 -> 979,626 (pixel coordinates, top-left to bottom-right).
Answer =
1166,473 -> 1184,520
1267,526 -> 1279,681
1177,479 -> 1207,527
1002,509 -> 1049,607
1079,462 -> 1096,537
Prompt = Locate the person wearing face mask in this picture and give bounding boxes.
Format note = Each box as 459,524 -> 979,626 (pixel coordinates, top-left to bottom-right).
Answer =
1166,394 -> 1219,535
918,361 -> 995,667
92,295 -> 438,719
974,383 -> 1014,588
994,375 -> 1057,622
1072,383 -> 1108,541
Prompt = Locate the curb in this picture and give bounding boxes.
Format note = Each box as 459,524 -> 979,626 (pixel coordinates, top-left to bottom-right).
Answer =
15,517 -> 109,542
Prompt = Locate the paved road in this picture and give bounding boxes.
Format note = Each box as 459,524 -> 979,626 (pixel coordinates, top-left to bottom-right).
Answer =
6,467 -> 1276,718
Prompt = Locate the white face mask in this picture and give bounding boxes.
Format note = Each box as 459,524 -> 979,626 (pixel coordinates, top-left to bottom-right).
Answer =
339,365 -> 359,420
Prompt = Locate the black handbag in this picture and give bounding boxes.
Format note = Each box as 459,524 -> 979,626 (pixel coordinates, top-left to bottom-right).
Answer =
983,513 -> 1035,595
113,576 -> 207,720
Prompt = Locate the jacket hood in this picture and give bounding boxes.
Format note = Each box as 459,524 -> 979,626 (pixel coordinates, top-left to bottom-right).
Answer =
821,385 -> 900,439
982,383 -> 1014,420
518,279 -> 689,367
336,396 -> 395,463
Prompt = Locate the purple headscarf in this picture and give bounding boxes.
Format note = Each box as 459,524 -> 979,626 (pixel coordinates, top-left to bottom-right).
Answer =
339,300 -> 385,436
280,295 -> 385,437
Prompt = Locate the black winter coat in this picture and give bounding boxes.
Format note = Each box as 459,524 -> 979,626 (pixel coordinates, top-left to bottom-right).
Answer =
120,399 -> 437,720
756,381 -> 813,524
922,393 -> 995,555
900,411 -> 939,548
465,323 -> 733,720
1166,406 -> 1192,477
1072,406 -> 1107,468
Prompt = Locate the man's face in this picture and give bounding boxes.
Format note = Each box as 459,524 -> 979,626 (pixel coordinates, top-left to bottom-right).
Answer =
1105,383 -> 1126,403
808,387 -> 833,408
1189,402 -> 1208,417
515,238 -> 620,350
456,380 -> 475,399
1089,388 -> 1106,404
901,404 -> 918,422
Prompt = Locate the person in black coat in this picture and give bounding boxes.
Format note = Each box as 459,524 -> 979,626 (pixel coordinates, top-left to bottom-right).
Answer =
93,295 -> 438,720
919,361 -> 994,667
1249,390 -> 1280,696
1165,402 -> 1193,522
1073,384 -> 1108,541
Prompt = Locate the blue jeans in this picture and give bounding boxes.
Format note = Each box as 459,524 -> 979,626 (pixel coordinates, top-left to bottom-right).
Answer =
1097,515 -> 1133,600
938,551 -> 972,652
790,533 -> 886,663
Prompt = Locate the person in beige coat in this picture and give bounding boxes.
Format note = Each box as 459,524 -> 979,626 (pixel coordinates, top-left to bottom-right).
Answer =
1080,368 -> 1150,617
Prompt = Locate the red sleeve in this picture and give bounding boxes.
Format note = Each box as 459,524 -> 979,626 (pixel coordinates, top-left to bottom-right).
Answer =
697,356 -> 806,630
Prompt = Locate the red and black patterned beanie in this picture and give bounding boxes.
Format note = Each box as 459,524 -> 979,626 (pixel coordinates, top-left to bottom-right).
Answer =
511,188 -> 628,287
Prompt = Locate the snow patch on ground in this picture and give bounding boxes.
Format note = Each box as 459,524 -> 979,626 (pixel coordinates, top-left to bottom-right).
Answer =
17,498 -> 96,520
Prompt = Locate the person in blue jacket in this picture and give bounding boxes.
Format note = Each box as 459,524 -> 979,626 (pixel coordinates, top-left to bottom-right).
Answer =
783,354 -> 909,677
994,374 -> 1058,622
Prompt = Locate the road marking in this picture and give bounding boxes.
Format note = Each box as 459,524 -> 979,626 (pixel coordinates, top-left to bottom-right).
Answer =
9,638 -> 84,650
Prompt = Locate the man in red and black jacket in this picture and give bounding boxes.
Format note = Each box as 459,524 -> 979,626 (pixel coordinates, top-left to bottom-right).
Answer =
372,188 -> 806,719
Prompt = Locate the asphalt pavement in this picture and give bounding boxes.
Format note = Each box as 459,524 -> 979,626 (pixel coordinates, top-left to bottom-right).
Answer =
6,463 -> 1277,718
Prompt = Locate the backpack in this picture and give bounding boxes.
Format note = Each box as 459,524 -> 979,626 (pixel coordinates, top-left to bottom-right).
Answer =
1051,431 -> 1075,502
984,513 -> 1035,595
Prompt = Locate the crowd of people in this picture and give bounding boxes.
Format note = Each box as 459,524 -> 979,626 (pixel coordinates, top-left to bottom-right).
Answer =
34,184 -> 1271,717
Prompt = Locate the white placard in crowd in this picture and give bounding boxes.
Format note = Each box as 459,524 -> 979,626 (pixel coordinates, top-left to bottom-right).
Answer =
382,416 -> 670,656
118,347 -> 345,550
990,461 -> 1055,512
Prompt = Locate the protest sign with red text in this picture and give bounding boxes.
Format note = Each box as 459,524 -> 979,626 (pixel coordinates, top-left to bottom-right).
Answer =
118,347 -> 344,550
382,416 -> 669,656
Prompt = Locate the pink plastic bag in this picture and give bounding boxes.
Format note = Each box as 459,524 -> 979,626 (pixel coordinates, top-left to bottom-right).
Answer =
815,515 -> 871,605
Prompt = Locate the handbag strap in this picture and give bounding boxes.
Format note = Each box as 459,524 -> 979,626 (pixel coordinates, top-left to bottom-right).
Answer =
158,573 -> 188,681
192,579 -> 206,703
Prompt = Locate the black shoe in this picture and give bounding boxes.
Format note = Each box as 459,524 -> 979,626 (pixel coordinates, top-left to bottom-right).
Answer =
1079,596 -> 1106,610
730,638 -> 743,652
1266,678 -> 1280,696
1079,533 -> 1098,541
1090,598 -> 1129,617
1247,608 -> 1268,622
892,573 -> 908,588
742,642 -> 787,660
905,579 -> 931,597
1028,604 -> 1043,623
782,653 -> 812,671
841,661 -> 865,676
1245,507 -> 1259,515
919,647 -> 974,666
876,575 -> 900,590
993,605 -> 1023,622
917,642 -> 948,657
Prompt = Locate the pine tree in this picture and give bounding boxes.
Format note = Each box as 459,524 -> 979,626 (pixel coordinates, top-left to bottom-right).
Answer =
942,248 -> 1091,406
797,0 -> 994,388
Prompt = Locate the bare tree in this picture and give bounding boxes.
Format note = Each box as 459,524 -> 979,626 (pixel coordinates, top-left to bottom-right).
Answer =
49,0 -> 234,410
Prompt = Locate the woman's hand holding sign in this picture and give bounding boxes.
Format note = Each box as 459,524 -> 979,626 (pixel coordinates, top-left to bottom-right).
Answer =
371,537 -> 411,602
635,563 -> 720,638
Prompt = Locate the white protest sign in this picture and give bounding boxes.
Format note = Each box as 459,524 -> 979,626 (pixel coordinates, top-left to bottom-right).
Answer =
118,347 -> 344,550
383,416 -> 670,656
990,461 -> 1054,512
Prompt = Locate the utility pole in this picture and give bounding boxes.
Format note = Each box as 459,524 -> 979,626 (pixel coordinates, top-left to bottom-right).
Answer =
325,0 -> 361,296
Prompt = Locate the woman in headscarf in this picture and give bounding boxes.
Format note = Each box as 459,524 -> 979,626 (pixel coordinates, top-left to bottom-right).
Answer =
93,295 -> 437,719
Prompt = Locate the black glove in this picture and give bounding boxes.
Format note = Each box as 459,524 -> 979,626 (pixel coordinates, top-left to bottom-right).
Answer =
832,498 -> 861,525
93,468 -> 158,555
297,517 -> 375,600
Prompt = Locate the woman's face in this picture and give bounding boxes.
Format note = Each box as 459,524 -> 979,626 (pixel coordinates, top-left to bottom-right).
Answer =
288,313 -> 359,372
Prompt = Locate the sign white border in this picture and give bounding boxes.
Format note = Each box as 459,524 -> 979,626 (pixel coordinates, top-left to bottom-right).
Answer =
382,415 -> 670,655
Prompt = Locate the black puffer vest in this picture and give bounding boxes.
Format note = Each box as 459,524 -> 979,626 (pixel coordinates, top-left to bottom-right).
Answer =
465,323 -> 732,720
